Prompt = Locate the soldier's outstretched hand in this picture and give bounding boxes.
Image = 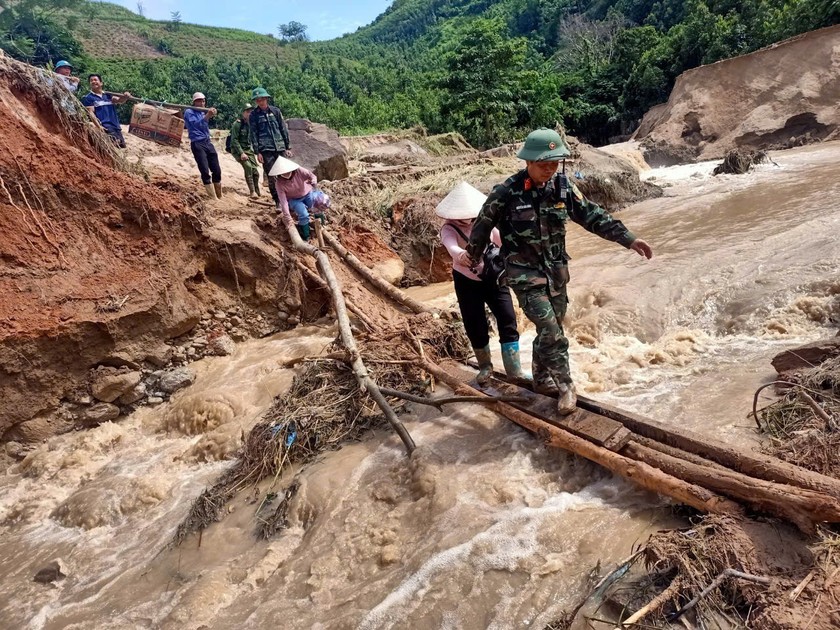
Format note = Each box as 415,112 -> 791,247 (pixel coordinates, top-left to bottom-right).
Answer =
630,239 -> 653,259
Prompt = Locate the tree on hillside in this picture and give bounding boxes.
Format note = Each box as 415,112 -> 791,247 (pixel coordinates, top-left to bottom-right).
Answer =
136,2 -> 145,18
278,21 -> 309,43
441,18 -> 531,148
167,11 -> 182,32
555,13 -> 626,77
0,0 -> 84,65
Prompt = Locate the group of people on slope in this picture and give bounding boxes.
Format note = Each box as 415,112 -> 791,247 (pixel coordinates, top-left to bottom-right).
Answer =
53,62 -> 322,240
181,87 -> 325,240
439,128 -> 653,415
54,57 -> 652,413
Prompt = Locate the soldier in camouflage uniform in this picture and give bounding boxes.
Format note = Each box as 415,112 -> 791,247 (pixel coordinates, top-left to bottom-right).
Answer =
465,128 -> 653,415
230,103 -> 261,199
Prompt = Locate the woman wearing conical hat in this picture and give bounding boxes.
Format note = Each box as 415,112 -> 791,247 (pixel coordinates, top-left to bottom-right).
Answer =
269,156 -> 319,241
437,182 -> 525,385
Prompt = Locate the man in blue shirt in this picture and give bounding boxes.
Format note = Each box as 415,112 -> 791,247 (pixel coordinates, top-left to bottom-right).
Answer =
81,74 -> 130,148
184,92 -> 222,200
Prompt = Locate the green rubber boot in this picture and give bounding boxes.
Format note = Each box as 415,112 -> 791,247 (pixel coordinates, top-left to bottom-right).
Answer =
252,173 -> 261,197
296,223 -> 311,241
500,341 -> 530,379
474,344 -> 493,387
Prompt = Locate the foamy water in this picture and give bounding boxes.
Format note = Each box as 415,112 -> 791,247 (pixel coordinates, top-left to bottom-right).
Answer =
1,142 -> 839,629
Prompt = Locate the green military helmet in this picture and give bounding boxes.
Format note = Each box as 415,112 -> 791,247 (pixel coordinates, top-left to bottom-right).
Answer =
242,102 -> 254,111
251,87 -> 270,99
517,128 -> 571,162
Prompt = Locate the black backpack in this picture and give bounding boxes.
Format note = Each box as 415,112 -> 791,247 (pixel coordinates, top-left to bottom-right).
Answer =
224,134 -> 232,153
448,224 -> 504,284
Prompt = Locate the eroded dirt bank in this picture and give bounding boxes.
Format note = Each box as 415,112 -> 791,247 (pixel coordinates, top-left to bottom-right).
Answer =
0,57 -> 310,443
636,25 -> 840,165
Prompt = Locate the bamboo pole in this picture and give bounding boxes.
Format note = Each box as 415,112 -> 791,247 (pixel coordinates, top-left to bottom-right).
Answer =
283,219 -> 415,454
421,359 -> 744,517
322,229 -> 433,315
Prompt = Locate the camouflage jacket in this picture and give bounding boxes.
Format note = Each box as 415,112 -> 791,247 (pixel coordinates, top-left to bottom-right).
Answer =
467,170 -> 636,294
248,105 -> 290,154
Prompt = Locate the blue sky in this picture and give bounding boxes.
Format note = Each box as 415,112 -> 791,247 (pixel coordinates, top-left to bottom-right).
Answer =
107,0 -> 394,40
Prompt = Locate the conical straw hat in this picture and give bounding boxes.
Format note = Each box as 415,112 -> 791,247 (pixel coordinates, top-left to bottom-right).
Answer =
434,181 -> 487,220
268,156 -> 301,177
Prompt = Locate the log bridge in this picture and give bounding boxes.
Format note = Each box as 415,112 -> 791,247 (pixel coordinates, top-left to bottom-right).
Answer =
306,222 -> 840,534
421,361 -> 840,534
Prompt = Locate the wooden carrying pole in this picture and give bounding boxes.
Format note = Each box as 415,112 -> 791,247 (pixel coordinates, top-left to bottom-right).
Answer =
282,219 -> 416,455
105,92 -> 214,113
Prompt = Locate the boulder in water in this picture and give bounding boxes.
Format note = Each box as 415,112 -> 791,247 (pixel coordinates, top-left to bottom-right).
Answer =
158,367 -> 196,394
90,367 -> 142,403
772,338 -> 840,374
33,560 -> 67,584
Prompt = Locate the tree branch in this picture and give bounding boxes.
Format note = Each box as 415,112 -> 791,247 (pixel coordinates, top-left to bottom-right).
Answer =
282,219 -> 415,455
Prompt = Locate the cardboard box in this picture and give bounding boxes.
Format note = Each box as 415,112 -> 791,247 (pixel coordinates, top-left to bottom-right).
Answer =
128,103 -> 184,147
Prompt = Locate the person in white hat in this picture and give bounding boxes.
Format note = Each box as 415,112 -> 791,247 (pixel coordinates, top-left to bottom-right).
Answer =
184,92 -> 222,199
268,156 -> 318,241
437,182 -> 524,385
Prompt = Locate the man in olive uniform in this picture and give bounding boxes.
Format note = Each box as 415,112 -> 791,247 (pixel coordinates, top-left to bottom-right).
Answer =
465,128 -> 653,415
230,103 -> 260,199
248,87 -> 292,206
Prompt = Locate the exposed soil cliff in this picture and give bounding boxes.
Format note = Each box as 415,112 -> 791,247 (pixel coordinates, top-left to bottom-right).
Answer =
0,56 -> 303,440
636,25 -> 840,166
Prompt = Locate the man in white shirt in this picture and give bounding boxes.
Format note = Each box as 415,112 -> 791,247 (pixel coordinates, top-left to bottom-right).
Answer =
54,60 -> 79,94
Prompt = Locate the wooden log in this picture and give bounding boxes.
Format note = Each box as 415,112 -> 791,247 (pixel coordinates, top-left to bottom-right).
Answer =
481,374 -> 631,451
282,218 -> 415,454
583,396 -> 840,502
291,257 -> 379,332
622,442 -> 840,532
480,364 -> 840,501
618,577 -> 682,628
422,359 -> 744,517
322,229 -> 432,315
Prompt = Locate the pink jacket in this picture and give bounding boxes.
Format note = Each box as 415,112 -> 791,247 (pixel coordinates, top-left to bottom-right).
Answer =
275,167 -> 317,222
440,221 -> 502,281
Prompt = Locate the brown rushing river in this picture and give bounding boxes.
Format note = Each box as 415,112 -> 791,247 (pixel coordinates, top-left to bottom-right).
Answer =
1,141 -> 838,629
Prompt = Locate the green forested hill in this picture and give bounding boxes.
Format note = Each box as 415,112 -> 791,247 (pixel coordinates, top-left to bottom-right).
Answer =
2,0 -> 838,147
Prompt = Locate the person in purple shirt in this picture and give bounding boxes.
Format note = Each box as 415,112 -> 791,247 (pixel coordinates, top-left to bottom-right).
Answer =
81,74 -> 130,148
183,92 -> 223,199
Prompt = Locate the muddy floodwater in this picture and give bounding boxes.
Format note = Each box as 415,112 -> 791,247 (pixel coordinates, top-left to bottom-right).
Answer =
1,142 -> 839,629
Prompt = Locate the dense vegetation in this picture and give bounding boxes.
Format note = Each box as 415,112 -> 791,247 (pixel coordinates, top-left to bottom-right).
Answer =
2,0 -> 838,147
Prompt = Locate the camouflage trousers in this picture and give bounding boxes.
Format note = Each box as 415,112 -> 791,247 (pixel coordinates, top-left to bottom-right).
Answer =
512,284 -> 571,384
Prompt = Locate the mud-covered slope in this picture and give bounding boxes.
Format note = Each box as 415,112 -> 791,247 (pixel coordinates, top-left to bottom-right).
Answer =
636,25 -> 840,166
0,56 -> 301,439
